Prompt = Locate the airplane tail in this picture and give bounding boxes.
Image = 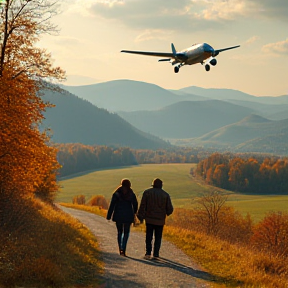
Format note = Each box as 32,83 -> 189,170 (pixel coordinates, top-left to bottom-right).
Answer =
171,43 -> 177,56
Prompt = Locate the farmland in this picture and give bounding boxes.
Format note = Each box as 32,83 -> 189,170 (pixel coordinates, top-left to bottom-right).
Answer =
57,164 -> 288,221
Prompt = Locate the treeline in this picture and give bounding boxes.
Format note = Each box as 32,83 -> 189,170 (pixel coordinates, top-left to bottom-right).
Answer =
56,144 -> 213,176
57,144 -> 137,177
196,153 -> 288,194
57,144 -> 280,178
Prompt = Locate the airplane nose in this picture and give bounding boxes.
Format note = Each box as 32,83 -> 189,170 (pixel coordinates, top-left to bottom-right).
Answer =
203,43 -> 214,53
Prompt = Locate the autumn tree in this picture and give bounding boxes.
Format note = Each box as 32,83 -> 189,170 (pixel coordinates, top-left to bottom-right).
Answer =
252,212 -> 288,259
195,190 -> 228,236
0,0 -> 65,203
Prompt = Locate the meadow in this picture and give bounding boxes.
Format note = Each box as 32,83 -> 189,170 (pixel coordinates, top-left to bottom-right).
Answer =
58,163 -> 288,221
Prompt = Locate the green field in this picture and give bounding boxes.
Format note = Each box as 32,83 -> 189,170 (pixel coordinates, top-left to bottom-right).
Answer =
57,164 -> 288,221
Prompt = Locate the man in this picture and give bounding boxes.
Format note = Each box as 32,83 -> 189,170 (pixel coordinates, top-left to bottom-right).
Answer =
137,178 -> 173,259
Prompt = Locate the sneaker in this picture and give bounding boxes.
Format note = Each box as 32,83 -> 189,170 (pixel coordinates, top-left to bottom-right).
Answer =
144,254 -> 151,260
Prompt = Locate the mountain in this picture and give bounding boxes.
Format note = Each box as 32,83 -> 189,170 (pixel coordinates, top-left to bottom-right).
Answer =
118,100 -> 254,139
62,79 -> 209,112
180,86 -> 288,105
179,86 -> 256,101
187,115 -> 288,153
41,89 -> 170,149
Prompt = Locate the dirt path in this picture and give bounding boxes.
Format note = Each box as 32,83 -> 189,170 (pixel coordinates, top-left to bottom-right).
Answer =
60,206 -> 217,288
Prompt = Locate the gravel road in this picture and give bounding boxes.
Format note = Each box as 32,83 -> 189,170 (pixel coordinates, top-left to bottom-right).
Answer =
60,206 -> 216,288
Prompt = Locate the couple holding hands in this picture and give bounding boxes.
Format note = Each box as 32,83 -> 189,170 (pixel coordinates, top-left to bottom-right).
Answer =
106,178 -> 173,259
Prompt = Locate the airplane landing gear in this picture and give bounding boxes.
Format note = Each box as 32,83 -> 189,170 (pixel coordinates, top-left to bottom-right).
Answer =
174,66 -> 180,73
205,64 -> 210,71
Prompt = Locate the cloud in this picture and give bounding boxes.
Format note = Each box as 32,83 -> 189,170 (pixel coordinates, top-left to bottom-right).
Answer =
262,38 -> 288,55
135,29 -> 173,42
60,0 -> 288,34
199,0 -> 251,21
245,36 -> 260,46
87,0 -> 225,32
54,36 -> 82,46
250,0 -> 288,22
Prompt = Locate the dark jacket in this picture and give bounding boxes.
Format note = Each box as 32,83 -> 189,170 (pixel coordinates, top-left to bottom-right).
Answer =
106,187 -> 138,223
137,187 -> 173,226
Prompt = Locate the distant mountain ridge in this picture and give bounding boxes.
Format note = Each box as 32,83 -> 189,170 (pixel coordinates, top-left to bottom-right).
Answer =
56,79 -> 288,154
184,115 -> 288,153
41,88 -> 170,149
118,100 -> 254,139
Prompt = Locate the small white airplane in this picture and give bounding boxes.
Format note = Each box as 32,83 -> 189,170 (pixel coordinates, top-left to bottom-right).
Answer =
121,43 -> 240,73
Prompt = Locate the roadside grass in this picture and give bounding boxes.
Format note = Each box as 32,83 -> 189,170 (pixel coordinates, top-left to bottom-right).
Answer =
62,203 -> 288,288
164,226 -> 288,288
60,203 -> 107,218
58,164 -> 288,221
0,196 -> 104,287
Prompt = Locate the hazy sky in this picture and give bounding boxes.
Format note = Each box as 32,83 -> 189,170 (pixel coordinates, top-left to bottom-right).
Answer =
39,0 -> 288,96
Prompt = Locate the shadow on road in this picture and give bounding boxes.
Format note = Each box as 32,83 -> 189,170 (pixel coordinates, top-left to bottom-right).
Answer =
127,255 -> 238,286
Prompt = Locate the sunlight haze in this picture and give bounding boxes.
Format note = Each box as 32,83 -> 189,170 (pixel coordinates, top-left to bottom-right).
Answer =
38,0 -> 288,96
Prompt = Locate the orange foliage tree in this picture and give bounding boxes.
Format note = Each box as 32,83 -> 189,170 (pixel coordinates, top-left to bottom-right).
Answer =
251,211 -> 288,259
0,0 -> 65,203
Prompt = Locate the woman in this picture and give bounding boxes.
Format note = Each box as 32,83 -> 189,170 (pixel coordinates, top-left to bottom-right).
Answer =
106,179 -> 138,256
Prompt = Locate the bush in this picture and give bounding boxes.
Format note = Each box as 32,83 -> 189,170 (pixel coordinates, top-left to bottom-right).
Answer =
72,195 -> 86,205
88,195 -> 108,209
251,211 -> 288,259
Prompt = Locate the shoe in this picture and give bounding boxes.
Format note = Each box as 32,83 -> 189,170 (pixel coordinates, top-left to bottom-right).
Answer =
153,255 -> 160,260
120,250 -> 126,256
144,254 -> 151,260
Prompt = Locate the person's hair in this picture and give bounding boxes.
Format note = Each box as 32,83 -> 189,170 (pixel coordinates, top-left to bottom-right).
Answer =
152,178 -> 162,189
121,178 -> 131,188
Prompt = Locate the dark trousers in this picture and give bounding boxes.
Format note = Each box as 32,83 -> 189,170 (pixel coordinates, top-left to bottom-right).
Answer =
145,223 -> 164,257
116,222 -> 131,252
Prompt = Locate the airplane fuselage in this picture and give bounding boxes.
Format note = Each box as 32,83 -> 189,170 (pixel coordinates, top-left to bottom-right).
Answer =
179,43 -> 214,65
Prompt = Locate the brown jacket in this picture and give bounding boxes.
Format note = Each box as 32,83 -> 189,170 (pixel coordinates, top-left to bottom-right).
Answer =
137,187 -> 173,226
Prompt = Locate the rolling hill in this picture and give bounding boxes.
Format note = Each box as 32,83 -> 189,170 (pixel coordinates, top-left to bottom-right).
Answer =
41,89 -> 170,149
186,115 -> 288,154
62,79 -> 209,112
63,80 -> 288,120
180,86 -> 288,105
118,100 -> 254,139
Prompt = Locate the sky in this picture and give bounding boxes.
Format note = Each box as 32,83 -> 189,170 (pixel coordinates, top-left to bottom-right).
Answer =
38,0 -> 288,96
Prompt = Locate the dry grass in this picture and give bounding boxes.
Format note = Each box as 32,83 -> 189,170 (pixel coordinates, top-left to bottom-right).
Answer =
60,203 -> 107,218
0,196 -> 104,287
164,226 -> 288,288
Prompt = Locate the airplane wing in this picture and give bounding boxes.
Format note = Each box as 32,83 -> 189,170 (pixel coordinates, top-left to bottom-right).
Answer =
213,45 -> 240,56
121,50 -> 174,58
121,44 -> 188,62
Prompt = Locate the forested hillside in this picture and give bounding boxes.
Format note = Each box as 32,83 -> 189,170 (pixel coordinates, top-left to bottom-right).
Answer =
42,89 -> 170,149
118,100 -> 254,138
196,153 -> 288,194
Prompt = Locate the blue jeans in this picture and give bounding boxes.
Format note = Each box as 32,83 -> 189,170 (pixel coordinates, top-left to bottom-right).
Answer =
116,222 -> 131,252
145,223 -> 164,257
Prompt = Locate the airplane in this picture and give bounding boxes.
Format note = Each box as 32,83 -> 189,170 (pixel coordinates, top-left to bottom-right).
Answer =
121,43 -> 240,73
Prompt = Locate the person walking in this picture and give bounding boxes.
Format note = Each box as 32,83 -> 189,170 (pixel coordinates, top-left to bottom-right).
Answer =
137,178 -> 173,259
107,179 -> 138,256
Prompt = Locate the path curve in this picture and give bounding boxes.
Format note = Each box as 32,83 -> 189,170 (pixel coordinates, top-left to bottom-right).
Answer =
60,206 -> 216,288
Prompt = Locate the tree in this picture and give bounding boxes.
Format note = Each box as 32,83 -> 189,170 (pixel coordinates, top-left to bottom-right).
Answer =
252,212 -> 288,259
0,0 -> 65,202
195,190 -> 228,236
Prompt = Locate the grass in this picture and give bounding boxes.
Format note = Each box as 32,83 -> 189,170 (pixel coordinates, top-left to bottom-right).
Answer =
58,164 -> 288,222
0,195 -> 104,287
164,226 -> 288,288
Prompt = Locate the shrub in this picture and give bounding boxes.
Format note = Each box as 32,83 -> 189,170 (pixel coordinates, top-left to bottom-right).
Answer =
72,195 -> 86,205
251,211 -> 288,259
88,195 -> 108,209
